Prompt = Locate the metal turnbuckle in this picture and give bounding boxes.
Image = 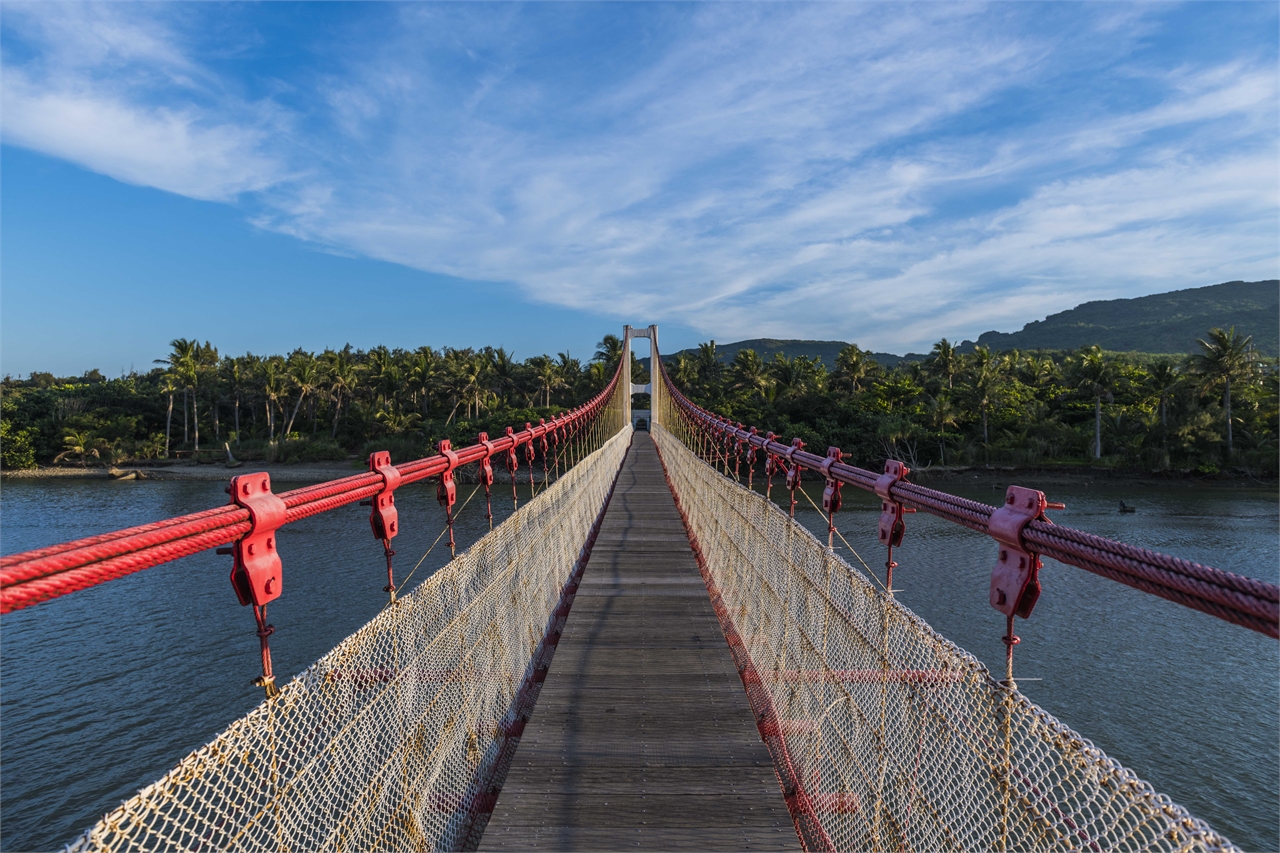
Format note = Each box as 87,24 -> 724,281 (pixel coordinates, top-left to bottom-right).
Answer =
437,439 -> 460,557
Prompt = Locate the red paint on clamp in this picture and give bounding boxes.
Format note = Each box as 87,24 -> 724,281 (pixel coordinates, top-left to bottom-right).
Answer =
436,439 -> 459,508
226,473 -> 286,607
367,451 -> 402,541
820,447 -> 844,517
504,426 -> 519,477
875,460 -> 914,548
988,486 -> 1064,619
477,432 -> 496,487
784,438 -> 805,491
523,422 -> 536,464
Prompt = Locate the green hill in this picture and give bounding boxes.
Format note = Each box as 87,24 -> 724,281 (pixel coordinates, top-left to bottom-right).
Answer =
959,280 -> 1278,356
655,339 -> 921,371
651,280 -> 1277,369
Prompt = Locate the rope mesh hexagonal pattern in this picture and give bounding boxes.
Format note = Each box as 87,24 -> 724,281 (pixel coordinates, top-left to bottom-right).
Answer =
651,422 -> 1235,853
68,425 -> 631,853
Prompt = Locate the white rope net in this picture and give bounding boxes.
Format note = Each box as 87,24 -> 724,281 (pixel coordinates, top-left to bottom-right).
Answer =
650,421 -> 1237,853
68,424 -> 632,853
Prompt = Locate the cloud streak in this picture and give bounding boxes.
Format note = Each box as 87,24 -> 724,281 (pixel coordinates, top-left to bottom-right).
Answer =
3,2 -> 1275,351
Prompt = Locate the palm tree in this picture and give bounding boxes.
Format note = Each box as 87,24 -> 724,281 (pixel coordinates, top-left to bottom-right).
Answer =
671,352 -> 697,389
832,344 -> 876,393
556,352 -> 581,403
158,372 -> 178,457
731,349 -> 771,401
1147,360 -> 1180,459
487,347 -> 518,406
1070,346 -> 1117,459
1189,326 -> 1256,457
323,347 -> 358,439
219,356 -> 249,447
529,355 -> 564,408
594,335 -> 624,369
258,357 -> 287,441
54,430 -> 100,467
926,339 -> 960,389
283,350 -> 322,437
965,346 -> 1005,445
927,393 -> 959,465
155,338 -> 197,446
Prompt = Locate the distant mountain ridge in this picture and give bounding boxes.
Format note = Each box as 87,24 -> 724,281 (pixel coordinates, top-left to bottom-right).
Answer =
654,280 -> 1277,366
959,280 -> 1277,356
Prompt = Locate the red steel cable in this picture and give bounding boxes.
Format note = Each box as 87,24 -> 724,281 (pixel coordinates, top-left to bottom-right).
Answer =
0,368 -> 622,614
658,361 -> 1279,639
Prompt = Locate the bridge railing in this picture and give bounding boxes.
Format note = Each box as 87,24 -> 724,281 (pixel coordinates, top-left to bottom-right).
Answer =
653,356 -> 1278,640
1,362 -> 626,617
649,350 -> 1253,852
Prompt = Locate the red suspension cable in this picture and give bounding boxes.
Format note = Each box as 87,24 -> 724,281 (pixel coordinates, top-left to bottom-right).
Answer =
658,362 -> 1279,639
0,367 -> 623,614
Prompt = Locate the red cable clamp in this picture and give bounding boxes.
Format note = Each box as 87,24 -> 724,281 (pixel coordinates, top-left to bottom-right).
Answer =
477,432 -> 496,489
227,473 -> 286,608
367,451 -> 402,601
504,426 -> 519,478
763,431 -> 779,478
875,460 -> 914,548
988,486 -> 1064,618
436,439 -> 459,509
820,447 -> 844,517
223,472 -> 286,698
367,451 -> 402,541
523,422 -> 536,465
783,437 -> 805,491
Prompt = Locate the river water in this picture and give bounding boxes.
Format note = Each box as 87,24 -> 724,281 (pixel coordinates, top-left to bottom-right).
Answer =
2,471 -> 1277,851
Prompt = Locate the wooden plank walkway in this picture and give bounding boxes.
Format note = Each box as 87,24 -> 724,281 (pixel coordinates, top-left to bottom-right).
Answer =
479,432 -> 798,851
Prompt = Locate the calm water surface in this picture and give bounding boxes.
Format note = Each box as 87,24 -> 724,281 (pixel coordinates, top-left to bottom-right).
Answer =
2,471 -> 1277,851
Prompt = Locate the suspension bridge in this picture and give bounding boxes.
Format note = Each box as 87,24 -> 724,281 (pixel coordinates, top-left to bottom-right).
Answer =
2,325 -> 1275,852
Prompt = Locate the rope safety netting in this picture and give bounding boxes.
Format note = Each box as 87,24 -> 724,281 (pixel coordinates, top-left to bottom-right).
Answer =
66,426 -> 631,852
651,405 -> 1238,852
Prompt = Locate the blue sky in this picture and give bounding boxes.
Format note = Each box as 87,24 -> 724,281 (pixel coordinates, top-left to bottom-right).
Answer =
2,2 -> 1277,377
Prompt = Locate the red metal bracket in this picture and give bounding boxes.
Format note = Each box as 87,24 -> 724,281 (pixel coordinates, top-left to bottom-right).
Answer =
223,472 -> 286,698
437,439 -> 461,557
436,439 -> 459,509
226,472 -> 286,607
783,438 -> 805,490
367,451 -> 402,601
874,460 -> 914,549
820,447 -> 844,517
367,451 -> 402,541
478,432 -> 496,527
504,426 -> 519,478
523,422 -> 536,465
477,432 -> 496,488
988,486 -> 1064,619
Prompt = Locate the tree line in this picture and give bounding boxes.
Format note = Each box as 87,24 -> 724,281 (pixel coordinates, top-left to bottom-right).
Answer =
663,327 -> 1276,476
3,327 -> 1274,476
1,336 -> 641,469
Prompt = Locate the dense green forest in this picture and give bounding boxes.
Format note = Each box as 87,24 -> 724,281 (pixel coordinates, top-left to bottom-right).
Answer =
0,338 -> 642,470
661,328 -> 1276,477
2,327 -> 1275,476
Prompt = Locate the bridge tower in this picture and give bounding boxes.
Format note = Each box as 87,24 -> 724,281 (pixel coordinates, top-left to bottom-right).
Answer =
622,324 -> 658,427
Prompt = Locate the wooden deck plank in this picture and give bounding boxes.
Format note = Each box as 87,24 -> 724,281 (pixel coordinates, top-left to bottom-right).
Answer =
478,433 -> 798,851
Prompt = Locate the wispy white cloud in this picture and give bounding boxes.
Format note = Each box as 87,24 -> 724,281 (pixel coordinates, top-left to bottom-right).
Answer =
3,3 -> 1275,350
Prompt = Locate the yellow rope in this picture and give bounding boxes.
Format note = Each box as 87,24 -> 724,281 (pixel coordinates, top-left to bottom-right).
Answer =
396,484 -> 483,595
795,483 -> 889,593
